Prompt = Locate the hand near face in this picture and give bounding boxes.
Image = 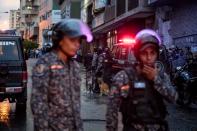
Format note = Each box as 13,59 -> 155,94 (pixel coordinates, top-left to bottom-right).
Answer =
142,65 -> 158,81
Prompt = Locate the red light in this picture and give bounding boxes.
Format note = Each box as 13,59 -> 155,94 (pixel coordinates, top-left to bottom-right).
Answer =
119,38 -> 136,44
22,71 -> 28,83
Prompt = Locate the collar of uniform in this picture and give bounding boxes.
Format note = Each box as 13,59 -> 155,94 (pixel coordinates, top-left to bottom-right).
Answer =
50,50 -> 74,67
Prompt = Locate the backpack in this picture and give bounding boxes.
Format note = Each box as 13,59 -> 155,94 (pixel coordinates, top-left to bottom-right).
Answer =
120,67 -> 167,125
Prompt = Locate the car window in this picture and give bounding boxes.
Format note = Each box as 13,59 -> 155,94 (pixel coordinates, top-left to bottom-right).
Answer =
112,46 -> 121,59
119,45 -> 129,60
0,40 -> 19,60
128,47 -> 136,61
115,47 -> 121,59
112,46 -> 117,58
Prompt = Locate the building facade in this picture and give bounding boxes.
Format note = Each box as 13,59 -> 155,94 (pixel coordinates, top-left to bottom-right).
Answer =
58,0 -> 81,19
20,0 -> 40,43
79,0 -> 94,55
9,10 -> 20,30
39,0 -> 61,48
149,0 -> 197,48
81,0 -> 154,50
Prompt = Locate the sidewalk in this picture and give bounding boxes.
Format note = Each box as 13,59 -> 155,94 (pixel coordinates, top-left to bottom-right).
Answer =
80,67 -> 123,131
80,67 -> 107,131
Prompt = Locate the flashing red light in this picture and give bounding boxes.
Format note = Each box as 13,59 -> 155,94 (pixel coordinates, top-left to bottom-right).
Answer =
119,38 -> 136,44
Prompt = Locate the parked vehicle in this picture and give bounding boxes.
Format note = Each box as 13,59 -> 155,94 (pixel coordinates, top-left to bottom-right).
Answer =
110,38 -> 136,75
0,35 -> 28,111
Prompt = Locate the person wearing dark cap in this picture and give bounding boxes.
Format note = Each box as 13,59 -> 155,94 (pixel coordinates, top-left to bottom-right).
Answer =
31,19 -> 93,131
106,29 -> 178,131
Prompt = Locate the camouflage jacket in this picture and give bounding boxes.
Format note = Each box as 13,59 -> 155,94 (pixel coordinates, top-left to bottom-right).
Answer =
96,53 -> 105,73
106,66 -> 178,131
31,51 -> 83,131
91,53 -> 98,68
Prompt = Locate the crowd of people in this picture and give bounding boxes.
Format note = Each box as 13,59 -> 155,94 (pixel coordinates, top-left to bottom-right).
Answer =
30,18 -> 190,131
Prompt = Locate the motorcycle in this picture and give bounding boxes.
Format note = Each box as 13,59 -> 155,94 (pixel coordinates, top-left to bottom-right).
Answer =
174,61 -> 197,106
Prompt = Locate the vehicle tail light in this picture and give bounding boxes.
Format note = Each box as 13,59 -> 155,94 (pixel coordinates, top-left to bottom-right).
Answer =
119,38 -> 136,44
22,71 -> 28,83
123,38 -> 135,44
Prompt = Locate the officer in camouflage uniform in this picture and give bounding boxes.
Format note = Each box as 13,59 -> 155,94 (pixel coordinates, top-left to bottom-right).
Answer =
92,47 -> 103,93
92,48 -> 98,70
102,47 -> 113,87
96,51 -> 105,76
106,29 -> 178,131
31,19 -> 92,131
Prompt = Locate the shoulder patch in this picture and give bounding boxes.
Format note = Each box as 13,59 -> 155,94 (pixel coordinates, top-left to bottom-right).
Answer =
50,64 -> 63,70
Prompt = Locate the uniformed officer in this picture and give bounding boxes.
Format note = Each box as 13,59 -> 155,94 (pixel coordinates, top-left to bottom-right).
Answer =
91,48 -> 98,70
92,47 -> 103,93
106,29 -> 178,131
31,19 -> 92,131
102,47 -> 113,87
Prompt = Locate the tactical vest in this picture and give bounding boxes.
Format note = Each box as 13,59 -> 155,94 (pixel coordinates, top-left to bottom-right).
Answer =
120,67 -> 167,125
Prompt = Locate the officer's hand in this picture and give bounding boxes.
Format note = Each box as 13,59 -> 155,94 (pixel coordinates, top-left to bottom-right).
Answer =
142,65 -> 158,81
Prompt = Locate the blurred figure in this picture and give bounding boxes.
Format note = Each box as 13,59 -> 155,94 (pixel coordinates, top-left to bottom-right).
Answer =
186,46 -> 193,64
92,47 -> 103,93
102,47 -> 113,88
91,47 -> 98,70
159,44 -> 171,74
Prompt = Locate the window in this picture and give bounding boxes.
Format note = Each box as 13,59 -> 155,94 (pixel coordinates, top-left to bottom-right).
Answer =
116,0 -> 126,16
46,12 -> 49,18
119,46 -> 128,60
128,48 -> 135,61
49,10 -> 52,17
0,41 -> 19,60
107,0 -> 111,5
112,46 -> 117,58
113,46 -> 121,59
87,4 -> 93,23
128,0 -> 139,11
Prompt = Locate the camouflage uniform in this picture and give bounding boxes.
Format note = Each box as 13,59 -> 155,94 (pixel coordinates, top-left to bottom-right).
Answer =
96,53 -> 105,74
91,53 -> 98,69
106,66 -> 178,131
31,51 -> 83,131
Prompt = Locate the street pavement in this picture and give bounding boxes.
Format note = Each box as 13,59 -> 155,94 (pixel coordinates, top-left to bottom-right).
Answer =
0,58 -> 197,131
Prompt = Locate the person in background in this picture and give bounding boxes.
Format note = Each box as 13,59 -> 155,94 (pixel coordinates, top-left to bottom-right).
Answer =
102,47 -> 113,88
